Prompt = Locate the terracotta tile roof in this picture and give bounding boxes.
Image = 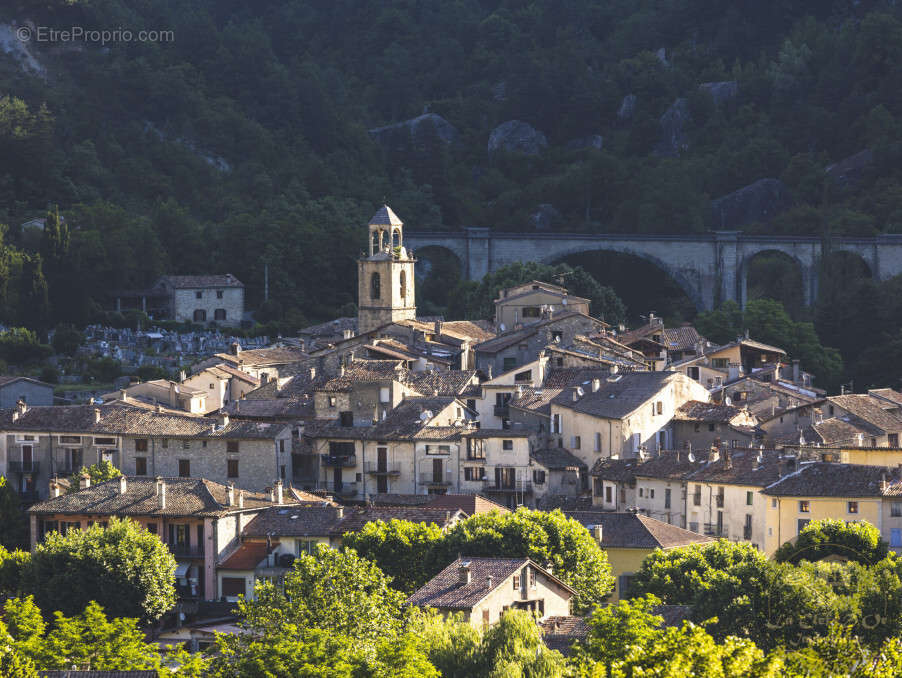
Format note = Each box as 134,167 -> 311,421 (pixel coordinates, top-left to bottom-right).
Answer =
368,493 -> 434,507
566,511 -> 714,549
662,326 -> 705,352
219,540 -> 274,570
474,311 -> 607,354
408,557 -> 574,610
509,368 -> 612,416
331,506 -> 465,535
590,457 -> 641,481
224,398 -> 312,420
160,274 -> 243,288
801,417 -> 878,446
630,450 -> 711,481
763,462 -> 902,497
0,401 -> 288,438
551,372 -> 682,420
423,494 -> 510,515
464,428 -> 530,439
405,370 -> 479,396
534,495 -> 596,511
827,394 -> 902,433
27,477 -> 292,517
684,449 -> 785,487
538,616 -> 589,653
673,400 -> 750,423
531,447 -> 587,470
440,320 -> 496,342
215,346 -> 308,368
242,505 -> 345,537
317,360 -> 406,392
203,363 -> 260,385
494,288 -> 590,307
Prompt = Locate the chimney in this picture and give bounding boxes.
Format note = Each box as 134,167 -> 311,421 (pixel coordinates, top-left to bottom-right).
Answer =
169,382 -> 178,407
336,506 -> 344,519
792,360 -> 801,384
218,414 -> 230,428
458,561 -> 471,585
274,479 -> 283,505
49,480 -> 61,498
486,575 -> 493,588
156,477 -> 166,509
309,367 -> 316,380
434,320 -> 443,336
592,524 -> 603,542
343,329 -> 353,340
118,475 -> 127,494
231,342 -> 242,356
487,365 -> 493,380
227,483 -> 235,506
155,403 -> 164,413
94,408 -> 101,424
238,490 -> 244,508
268,486 -> 275,503
179,370 -> 186,382
79,472 -> 91,490
16,399 -> 27,416
591,378 -> 601,392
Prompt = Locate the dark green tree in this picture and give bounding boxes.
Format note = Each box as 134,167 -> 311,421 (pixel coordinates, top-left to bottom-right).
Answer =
775,519 -> 889,565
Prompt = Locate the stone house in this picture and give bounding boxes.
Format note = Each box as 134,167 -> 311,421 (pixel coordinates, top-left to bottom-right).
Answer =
669,337 -> 787,389
474,355 -> 549,429
473,311 -> 609,378
113,274 -> 245,327
0,401 -> 292,500
507,367 -> 614,434
0,377 -> 53,408
408,557 -> 575,626
530,447 -> 587,504
193,343 -> 309,382
27,476 -> 307,601
460,429 -> 533,509
181,364 -> 260,413
710,375 -> 820,420
566,511 -> 712,600
102,380 -> 209,414
549,371 -> 711,464
670,400 -> 759,451
493,280 -> 590,331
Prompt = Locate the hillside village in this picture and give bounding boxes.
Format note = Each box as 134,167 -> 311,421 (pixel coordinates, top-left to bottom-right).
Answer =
6,206 -> 902,663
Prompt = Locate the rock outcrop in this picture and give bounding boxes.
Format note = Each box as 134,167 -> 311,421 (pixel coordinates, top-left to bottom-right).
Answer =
565,135 -> 603,151
369,113 -> 459,148
655,98 -> 691,156
530,204 -> 563,231
487,120 -> 548,156
826,149 -> 873,189
617,94 -> 637,121
710,178 -> 790,229
699,81 -> 738,108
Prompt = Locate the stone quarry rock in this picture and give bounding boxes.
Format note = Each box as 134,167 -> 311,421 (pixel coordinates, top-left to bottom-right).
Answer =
655,98 -> 691,156
369,113 -> 459,148
825,149 -> 874,188
565,134 -> 603,151
617,94 -> 637,121
699,81 -> 738,108
710,178 -> 790,229
487,120 -> 548,156
530,204 -> 562,231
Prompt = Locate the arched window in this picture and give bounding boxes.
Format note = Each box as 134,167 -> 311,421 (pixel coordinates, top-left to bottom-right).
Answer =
399,270 -> 407,301
370,272 -> 381,300
392,229 -> 401,248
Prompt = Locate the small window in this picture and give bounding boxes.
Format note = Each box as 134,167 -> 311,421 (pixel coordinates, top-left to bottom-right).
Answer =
529,568 -> 536,588
848,501 -> 858,514
503,357 -> 517,372
708,423 -> 716,432
664,488 -> 671,509
639,488 -> 644,498
892,503 -> 902,518
227,459 -> 239,478
771,498 -> 777,508
533,470 -> 546,484
798,519 -> 810,534
194,309 -> 206,322
799,500 -> 810,513
514,370 -> 532,382
502,440 -> 513,451
694,423 -> 700,432
135,438 -> 148,452
93,437 -> 115,446
135,457 -> 147,476
161,439 -> 168,449
605,486 -> 612,503
650,489 -> 655,499
522,307 -> 540,318
179,459 -> 190,477
340,411 -> 354,427
656,401 -> 663,415
746,491 -> 754,506
182,440 -> 190,450
214,309 -> 227,321
216,290 -> 224,299
60,435 -> 80,444
573,436 -> 581,449
195,291 -> 203,299
594,432 -> 601,452
227,440 -> 239,454
551,331 -> 563,341
328,396 -> 337,408
482,609 -> 490,627
221,577 -> 246,597
512,576 -> 520,589
464,467 -> 486,481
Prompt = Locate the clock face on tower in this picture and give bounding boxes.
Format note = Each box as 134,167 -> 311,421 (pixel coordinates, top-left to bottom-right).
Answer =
358,206 -> 417,334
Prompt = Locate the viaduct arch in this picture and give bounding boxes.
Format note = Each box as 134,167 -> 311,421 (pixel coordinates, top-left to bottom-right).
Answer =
403,229 -> 902,311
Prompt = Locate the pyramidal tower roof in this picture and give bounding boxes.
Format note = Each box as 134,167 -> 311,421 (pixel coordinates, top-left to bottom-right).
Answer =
369,205 -> 403,227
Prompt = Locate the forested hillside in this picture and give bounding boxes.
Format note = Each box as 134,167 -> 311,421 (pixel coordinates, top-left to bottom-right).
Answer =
3,1 -> 902,386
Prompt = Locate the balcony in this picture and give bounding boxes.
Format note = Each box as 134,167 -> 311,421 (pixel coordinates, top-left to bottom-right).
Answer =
703,523 -> 729,538
322,455 -> 357,467
364,462 -> 401,475
484,480 -> 532,494
168,543 -> 205,558
466,455 -> 487,463
8,461 -> 40,475
419,473 -> 452,486
323,482 -> 358,497
493,405 -> 510,418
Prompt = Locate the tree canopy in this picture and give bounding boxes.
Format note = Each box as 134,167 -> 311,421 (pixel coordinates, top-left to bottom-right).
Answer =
775,519 -> 890,566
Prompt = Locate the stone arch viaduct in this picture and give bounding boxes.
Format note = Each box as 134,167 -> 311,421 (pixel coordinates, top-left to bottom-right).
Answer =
404,228 -> 902,311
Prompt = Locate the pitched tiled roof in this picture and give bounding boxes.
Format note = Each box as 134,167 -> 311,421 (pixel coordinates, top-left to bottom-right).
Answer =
368,493 -> 434,507
474,311 -> 607,354
215,346 -> 308,368
405,370 -> 479,396
509,368 -> 612,416
331,506 -> 464,535
408,557 -> 574,610
566,511 -> 714,549
662,326 -> 705,352
464,428 -> 530,439
801,417 -> 878,446
673,400 -> 750,423
590,457 -> 641,482
440,320 -> 496,342
369,205 -> 403,226
827,394 -> 902,433
631,450 -> 711,481
551,372 -> 681,420
423,494 -> 510,515
242,505 -> 345,537
534,495 -> 596,511
538,616 -> 589,653
219,541 -> 274,570
0,401 -> 287,438
763,462 -> 902,497
684,449 -> 784,487
224,397 -> 313,420
318,360 -> 406,392
203,363 -> 260,385
160,274 -> 243,288
531,447 -> 587,470
27,477 -> 291,517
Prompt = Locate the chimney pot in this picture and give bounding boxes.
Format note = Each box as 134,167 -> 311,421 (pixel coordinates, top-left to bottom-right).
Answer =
119,389 -> 128,402
275,479 -> 283,505
227,483 -> 235,506
157,478 -> 166,509
238,490 -> 244,508
118,475 -> 127,494
593,524 -> 603,542
16,399 -> 27,415
49,480 -> 61,498
458,562 -> 471,585
486,575 -> 493,588
79,472 -> 91,490
336,506 -> 344,519
231,342 -> 241,356
94,408 -> 101,424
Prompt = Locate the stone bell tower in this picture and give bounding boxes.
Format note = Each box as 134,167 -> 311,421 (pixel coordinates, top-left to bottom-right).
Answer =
357,205 -> 417,334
